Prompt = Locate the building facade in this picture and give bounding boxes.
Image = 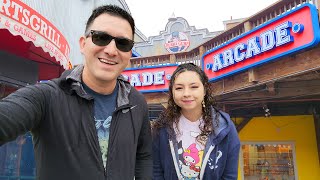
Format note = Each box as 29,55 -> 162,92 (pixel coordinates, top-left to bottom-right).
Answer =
126,0 -> 320,179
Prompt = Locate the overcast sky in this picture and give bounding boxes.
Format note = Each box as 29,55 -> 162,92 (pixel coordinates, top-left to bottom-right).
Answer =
126,0 -> 279,38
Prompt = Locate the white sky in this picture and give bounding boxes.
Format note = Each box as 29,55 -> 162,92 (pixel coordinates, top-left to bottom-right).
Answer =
126,0 -> 279,38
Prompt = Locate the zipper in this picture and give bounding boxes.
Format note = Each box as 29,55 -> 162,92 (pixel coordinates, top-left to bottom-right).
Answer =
169,140 -> 183,180
88,100 -> 105,173
105,104 -> 132,177
199,145 -> 215,179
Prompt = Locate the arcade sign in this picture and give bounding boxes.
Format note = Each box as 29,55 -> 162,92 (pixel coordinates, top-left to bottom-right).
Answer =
122,65 -> 178,93
202,4 -> 320,82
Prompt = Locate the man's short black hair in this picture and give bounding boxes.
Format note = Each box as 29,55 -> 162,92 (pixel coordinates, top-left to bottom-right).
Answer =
85,5 -> 135,37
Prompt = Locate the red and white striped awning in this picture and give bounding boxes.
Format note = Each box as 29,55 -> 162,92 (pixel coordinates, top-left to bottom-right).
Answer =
0,0 -> 72,70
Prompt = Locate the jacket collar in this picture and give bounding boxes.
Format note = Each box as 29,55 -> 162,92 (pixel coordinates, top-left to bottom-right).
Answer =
64,64 -> 132,107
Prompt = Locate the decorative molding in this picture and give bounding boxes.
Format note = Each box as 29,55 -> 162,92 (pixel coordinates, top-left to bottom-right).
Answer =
134,17 -> 221,48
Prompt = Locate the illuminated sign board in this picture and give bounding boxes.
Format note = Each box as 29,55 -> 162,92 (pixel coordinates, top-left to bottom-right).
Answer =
202,4 -> 320,81
122,65 -> 178,93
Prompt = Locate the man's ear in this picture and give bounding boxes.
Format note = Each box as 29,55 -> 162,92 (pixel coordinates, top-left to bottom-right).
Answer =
79,36 -> 86,54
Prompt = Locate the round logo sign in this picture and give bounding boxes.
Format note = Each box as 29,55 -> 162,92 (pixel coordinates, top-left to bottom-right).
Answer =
165,31 -> 190,53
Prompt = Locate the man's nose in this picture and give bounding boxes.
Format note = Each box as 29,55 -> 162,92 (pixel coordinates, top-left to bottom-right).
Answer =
103,39 -> 118,56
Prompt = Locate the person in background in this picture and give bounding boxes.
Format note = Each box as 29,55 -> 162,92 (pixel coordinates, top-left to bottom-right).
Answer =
0,5 -> 152,180
152,63 -> 240,180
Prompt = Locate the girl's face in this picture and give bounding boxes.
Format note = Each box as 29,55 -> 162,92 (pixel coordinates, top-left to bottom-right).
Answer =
172,71 -> 205,116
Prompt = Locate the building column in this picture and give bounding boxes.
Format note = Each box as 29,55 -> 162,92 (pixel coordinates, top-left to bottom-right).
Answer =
169,54 -> 176,64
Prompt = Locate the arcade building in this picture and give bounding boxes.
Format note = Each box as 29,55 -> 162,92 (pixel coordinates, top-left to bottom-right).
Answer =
126,1 -> 320,179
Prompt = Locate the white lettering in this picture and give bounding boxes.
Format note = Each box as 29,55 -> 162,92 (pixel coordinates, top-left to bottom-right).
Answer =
246,37 -> 261,59
0,0 -> 11,16
141,72 -> 153,86
154,71 -> 165,85
261,30 -> 275,52
21,9 -> 30,25
234,43 -> 246,62
11,1 -> 22,21
275,21 -> 293,47
30,15 -> 40,31
40,20 -> 48,38
213,54 -> 223,72
222,49 -> 234,67
130,74 -> 141,87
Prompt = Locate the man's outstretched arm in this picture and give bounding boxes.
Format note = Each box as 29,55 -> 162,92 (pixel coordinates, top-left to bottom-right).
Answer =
0,84 -> 46,145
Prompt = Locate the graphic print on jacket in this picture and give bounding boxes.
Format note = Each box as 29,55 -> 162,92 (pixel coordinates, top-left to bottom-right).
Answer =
83,82 -> 118,168
175,115 -> 206,180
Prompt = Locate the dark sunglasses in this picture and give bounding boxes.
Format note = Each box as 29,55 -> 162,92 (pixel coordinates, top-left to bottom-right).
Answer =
85,30 -> 134,52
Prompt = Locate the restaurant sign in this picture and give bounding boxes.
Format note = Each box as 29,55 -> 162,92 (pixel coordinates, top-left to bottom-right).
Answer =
165,31 -> 190,53
122,65 -> 178,93
202,4 -> 320,81
0,0 -> 72,69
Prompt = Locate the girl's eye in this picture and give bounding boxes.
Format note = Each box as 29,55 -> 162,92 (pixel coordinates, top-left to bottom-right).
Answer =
175,87 -> 182,90
191,86 -> 198,89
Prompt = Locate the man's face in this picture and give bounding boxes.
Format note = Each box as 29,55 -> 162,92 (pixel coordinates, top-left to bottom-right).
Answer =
80,13 -> 133,85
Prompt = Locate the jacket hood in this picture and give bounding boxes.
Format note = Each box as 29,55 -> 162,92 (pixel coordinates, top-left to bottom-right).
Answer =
208,107 -> 233,146
58,64 -> 132,107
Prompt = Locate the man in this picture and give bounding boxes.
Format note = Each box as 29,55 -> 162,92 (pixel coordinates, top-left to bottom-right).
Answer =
0,5 -> 152,180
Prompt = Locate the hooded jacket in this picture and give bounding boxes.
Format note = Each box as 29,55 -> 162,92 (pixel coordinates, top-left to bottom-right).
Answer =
153,108 -> 240,180
0,65 -> 152,180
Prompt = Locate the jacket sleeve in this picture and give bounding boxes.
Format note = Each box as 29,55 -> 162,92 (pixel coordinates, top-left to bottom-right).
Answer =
135,102 -> 153,179
152,130 -> 164,180
221,122 -> 240,180
0,84 -> 46,145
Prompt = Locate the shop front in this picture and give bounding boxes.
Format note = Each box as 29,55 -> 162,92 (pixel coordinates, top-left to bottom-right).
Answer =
0,0 -> 71,179
201,3 -> 320,179
125,3 -> 320,179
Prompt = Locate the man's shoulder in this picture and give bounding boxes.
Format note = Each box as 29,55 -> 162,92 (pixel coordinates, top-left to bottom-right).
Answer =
128,87 -> 146,103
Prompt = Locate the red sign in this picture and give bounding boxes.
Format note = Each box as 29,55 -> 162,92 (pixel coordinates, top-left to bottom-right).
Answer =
165,31 -> 190,53
202,4 -> 320,81
0,0 -> 72,69
122,65 -> 178,93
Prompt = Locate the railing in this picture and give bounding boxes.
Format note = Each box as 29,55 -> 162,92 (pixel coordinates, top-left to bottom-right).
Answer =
130,0 -> 318,68
175,48 -> 201,66
130,54 -> 171,67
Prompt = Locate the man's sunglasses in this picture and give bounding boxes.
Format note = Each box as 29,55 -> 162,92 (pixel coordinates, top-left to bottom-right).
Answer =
85,30 -> 134,52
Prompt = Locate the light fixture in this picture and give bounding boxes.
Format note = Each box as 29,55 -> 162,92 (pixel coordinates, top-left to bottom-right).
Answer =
263,105 -> 271,117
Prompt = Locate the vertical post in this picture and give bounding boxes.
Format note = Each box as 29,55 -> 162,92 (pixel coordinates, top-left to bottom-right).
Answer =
244,21 -> 257,84
169,54 -> 176,64
244,21 -> 253,32
248,69 -> 258,83
199,46 -> 206,67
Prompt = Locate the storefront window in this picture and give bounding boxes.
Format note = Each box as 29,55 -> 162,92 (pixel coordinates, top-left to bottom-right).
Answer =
241,142 -> 297,180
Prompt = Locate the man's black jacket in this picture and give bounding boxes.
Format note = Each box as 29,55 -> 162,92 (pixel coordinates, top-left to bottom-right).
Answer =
0,65 -> 153,180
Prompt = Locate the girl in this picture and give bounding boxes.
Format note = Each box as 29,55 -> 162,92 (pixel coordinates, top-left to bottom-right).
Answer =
152,63 -> 240,180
